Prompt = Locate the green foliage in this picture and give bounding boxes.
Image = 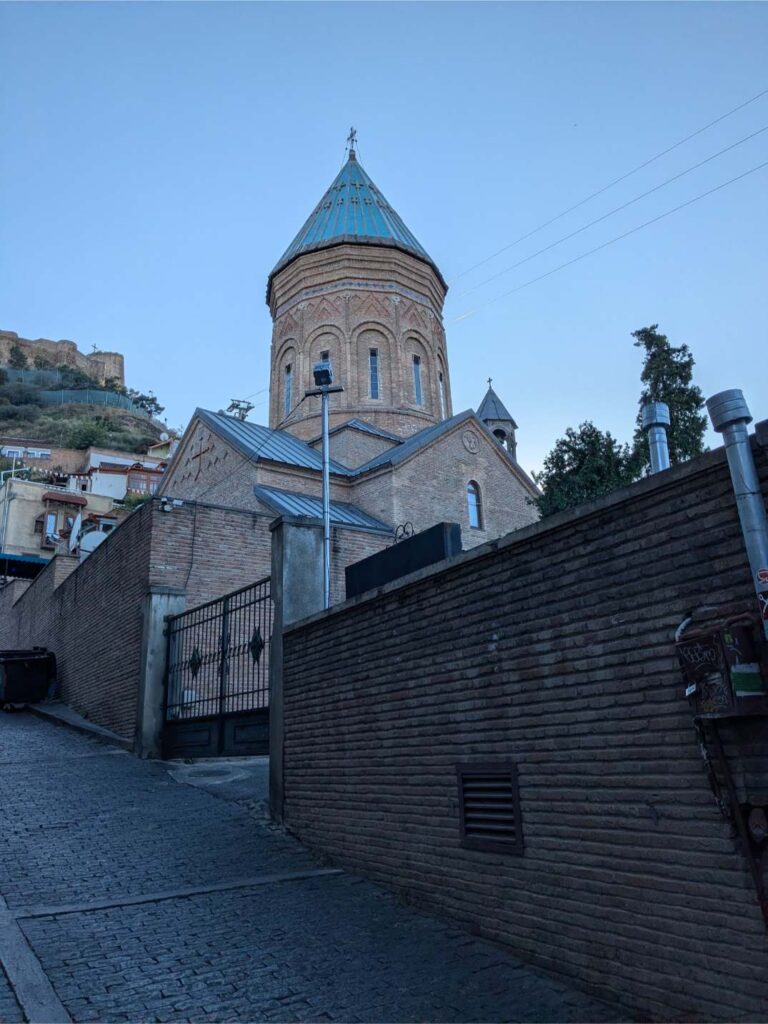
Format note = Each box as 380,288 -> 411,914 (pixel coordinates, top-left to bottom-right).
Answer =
0,382 -> 43,406
122,493 -> 152,510
56,364 -> 99,389
533,422 -> 635,518
33,354 -> 53,370
126,388 -> 164,417
64,419 -> 108,449
8,344 -> 28,369
0,400 -> 41,423
104,377 -> 126,395
631,325 -> 706,473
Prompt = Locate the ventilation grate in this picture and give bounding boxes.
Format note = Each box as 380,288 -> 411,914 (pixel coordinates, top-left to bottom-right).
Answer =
457,764 -> 523,854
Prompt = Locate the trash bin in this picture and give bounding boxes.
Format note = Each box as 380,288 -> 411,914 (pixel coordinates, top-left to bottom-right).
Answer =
0,648 -> 57,706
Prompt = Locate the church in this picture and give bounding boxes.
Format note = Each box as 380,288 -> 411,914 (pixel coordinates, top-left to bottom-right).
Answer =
159,136 -> 539,600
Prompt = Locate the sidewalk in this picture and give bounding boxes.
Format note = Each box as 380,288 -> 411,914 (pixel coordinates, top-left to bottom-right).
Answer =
0,712 -> 623,1023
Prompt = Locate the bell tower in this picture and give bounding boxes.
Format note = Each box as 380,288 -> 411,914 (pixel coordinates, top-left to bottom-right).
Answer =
266,134 -> 452,440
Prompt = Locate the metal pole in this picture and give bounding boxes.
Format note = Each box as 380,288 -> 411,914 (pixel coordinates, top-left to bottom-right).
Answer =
322,387 -> 331,609
707,389 -> 768,640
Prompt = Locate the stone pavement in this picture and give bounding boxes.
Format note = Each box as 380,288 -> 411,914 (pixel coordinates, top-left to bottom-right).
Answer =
0,713 -> 624,1023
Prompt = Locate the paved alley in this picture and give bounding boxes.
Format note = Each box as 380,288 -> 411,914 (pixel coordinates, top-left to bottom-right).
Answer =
0,713 -> 621,1023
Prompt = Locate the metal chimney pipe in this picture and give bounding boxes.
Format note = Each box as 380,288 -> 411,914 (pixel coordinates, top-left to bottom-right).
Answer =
707,389 -> 768,640
641,401 -> 671,473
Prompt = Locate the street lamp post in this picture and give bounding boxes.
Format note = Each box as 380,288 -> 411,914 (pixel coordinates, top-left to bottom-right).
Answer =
305,362 -> 343,609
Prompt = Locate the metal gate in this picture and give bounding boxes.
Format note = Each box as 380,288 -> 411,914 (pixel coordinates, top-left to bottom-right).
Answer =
162,577 -> 272,759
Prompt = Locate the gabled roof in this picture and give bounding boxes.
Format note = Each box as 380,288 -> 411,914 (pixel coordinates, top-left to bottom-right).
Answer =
253,485 -> 392,534
309,418 -> 404,446
354,410 -> 477,474
268,151 -> 445,299
477,385 -> 518,429
195,409 -> 353,476
178,408 -> 536,497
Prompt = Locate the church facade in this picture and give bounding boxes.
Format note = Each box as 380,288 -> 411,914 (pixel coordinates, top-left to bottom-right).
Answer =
160,139 -> 539,601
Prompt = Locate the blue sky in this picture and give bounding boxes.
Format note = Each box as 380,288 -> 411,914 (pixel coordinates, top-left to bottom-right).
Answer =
2,1 -> 766,474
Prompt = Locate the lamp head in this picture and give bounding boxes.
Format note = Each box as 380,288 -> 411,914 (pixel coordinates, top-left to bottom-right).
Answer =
313,360 -> 333,388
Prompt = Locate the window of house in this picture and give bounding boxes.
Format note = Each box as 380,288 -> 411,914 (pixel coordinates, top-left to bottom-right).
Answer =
41,511 -> 58,548
412,355 -> 423,405
320,349 -> 329,362
4,449 -> 21,459
467,481 -> 482,530
284,363 -> 293,417
439,372 -> 447,419
369,348 -> 380,399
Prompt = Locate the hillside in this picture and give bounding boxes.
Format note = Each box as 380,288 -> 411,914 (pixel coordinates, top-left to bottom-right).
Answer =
0,373 -> 165,454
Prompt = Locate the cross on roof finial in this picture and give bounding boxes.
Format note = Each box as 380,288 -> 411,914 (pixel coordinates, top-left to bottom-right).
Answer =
347,126 -> 357,159
487,377 -> 493,388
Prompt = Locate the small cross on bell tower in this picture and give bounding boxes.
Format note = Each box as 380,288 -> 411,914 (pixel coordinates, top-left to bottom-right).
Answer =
347,126 -> 357,160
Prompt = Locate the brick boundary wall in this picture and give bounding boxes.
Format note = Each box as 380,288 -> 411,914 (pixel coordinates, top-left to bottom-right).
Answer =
282,438 -> 768,1021
0,499 -> 283,740
0,497 -> 389,741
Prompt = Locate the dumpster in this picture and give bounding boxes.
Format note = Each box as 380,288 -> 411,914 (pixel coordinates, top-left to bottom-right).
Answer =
0,649 -> 57,706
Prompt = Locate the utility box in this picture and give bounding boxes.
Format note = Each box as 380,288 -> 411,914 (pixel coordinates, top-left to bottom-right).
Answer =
676,619 -> 768,718
345,522 -> 462,600
0,649 -> 57,706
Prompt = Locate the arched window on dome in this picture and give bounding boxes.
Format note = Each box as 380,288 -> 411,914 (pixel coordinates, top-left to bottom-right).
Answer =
412,355 -> 423,406
467,481 -> 483,530
284,363 -> 293,417
369,348 -> 380,399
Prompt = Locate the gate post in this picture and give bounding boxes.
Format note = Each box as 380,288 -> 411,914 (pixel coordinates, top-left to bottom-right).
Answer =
269,515 -> 324,822
135,586 -> 186,758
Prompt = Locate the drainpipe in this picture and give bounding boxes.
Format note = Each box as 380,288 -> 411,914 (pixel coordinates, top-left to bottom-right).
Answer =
641,401 -> 671,473
707,389 -> 768,640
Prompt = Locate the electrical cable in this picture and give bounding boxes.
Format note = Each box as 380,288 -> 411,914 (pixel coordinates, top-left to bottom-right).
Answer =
453,124 -> 768,299
449,86 -> 768,284
452,158 -> 768,322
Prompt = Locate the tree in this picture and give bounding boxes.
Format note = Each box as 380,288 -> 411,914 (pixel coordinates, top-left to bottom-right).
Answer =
65,419 -> 107,449
126,388 -> 165,417
533,422 -> 634,517
631,325 -> 706,472
8,344 -> 28,369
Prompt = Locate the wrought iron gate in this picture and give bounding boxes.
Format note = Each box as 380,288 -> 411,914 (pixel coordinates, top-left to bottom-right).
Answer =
162,577 -> 272,758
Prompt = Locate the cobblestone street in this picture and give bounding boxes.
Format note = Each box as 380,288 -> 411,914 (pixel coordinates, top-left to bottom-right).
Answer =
0,714 -> 621,1023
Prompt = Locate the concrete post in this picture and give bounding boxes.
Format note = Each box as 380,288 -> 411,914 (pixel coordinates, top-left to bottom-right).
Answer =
135,586 -> 186,758
269,516 -> 324,822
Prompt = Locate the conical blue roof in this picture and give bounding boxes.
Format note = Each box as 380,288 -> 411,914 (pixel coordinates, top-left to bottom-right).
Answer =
268,150 -> 445,297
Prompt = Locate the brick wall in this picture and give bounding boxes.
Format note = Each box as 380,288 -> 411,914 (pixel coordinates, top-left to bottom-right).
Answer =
0,499 -> 281,740
309,427 -> 399,469
281,438 -> 768,1021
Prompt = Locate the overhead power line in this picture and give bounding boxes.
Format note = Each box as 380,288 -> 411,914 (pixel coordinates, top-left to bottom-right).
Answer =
453,123 -> 768,299
449,85 -> 768,284
452,158 -> 768,323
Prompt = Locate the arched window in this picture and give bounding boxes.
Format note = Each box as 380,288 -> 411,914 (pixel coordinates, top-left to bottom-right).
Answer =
467,481 -> 482,530
369,348 -> 380,399
438,371 -> 447,419
493,428 -> 506,444
284,363 -> 293,417
412,354 -> 423,405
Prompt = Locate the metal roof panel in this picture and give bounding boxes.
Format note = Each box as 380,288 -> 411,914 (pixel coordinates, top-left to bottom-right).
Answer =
253,485 -> 392,534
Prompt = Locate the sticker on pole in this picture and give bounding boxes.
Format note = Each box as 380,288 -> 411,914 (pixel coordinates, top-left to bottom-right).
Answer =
758,568 -> 768,585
